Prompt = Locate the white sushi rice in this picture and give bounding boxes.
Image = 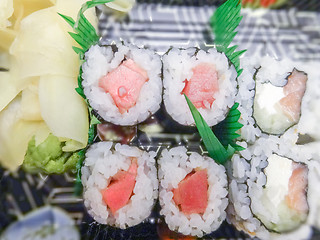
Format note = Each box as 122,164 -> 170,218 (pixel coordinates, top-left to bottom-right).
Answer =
295,61 -> 320,142
81,142 -> 158,228
236,57 -> 262,143
158,146 -> 228,237
227,135 -> 316,240
162,47 -> 237,126
82,42 -> 162,126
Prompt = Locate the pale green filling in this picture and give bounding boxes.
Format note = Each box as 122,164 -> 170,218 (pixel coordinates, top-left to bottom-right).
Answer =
253,82 -> 294,134
254,154 -> 308,232
256,196 -> 308,232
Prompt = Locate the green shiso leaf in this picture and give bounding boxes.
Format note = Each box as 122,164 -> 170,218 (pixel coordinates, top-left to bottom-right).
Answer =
210,0 -> 246,77
59,0 -> 114,196
184,94 -> 235,164
22,134 -> 80,174
213,102 -> 245,151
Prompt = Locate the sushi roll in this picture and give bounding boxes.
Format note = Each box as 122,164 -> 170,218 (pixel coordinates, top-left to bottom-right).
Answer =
81,142 -> 158,228
158,146 -> 228,237
236,56 -> 308,143
82,42 -> 162,126
253,58 -> 307,135
227,136 -> 314,239
162,47 -> 237,126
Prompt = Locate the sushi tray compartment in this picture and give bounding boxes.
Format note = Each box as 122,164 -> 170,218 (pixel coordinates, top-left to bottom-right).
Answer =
1,0 -> 320,240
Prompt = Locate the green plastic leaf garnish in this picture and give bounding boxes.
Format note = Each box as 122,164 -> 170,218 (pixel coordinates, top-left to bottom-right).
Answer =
58,0 -> 113,56
76,0 -> 114,20
75,67 -> 86,99
213,102 -> 245,151
185,94 -> 235,164
88,105 -> 100,143
210,0 -> 246,77
74,148 -> 86,196
59,0 -> 111,195
184,0 -> 246,164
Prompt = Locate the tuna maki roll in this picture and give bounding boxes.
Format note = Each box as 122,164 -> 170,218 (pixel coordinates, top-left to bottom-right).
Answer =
82,42 -> 162,126
81,142 -> 158,228
162,47 -> 237,126
158,146 -> 228,237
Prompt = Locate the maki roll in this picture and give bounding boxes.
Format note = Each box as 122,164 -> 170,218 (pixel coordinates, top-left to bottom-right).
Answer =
253,57 -> 307,135
227,136 -> 314,239
81,142 -> 158,228
82,42 -> 162,126
162,47 -> 237,126
236,56 -> 308,143
158,146 -> 228,237
250,154 -> 308,232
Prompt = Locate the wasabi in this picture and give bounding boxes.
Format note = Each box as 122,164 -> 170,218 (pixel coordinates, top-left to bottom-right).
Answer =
23,134 -> 79,174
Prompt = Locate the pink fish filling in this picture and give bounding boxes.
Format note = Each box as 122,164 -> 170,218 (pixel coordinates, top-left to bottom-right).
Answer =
173,169 -> 208,215
285,162 -> 308,213
99,59 -> 149,114
279,69 -> 307,122
101,158 -> 138,215
181,63 -> 219,109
